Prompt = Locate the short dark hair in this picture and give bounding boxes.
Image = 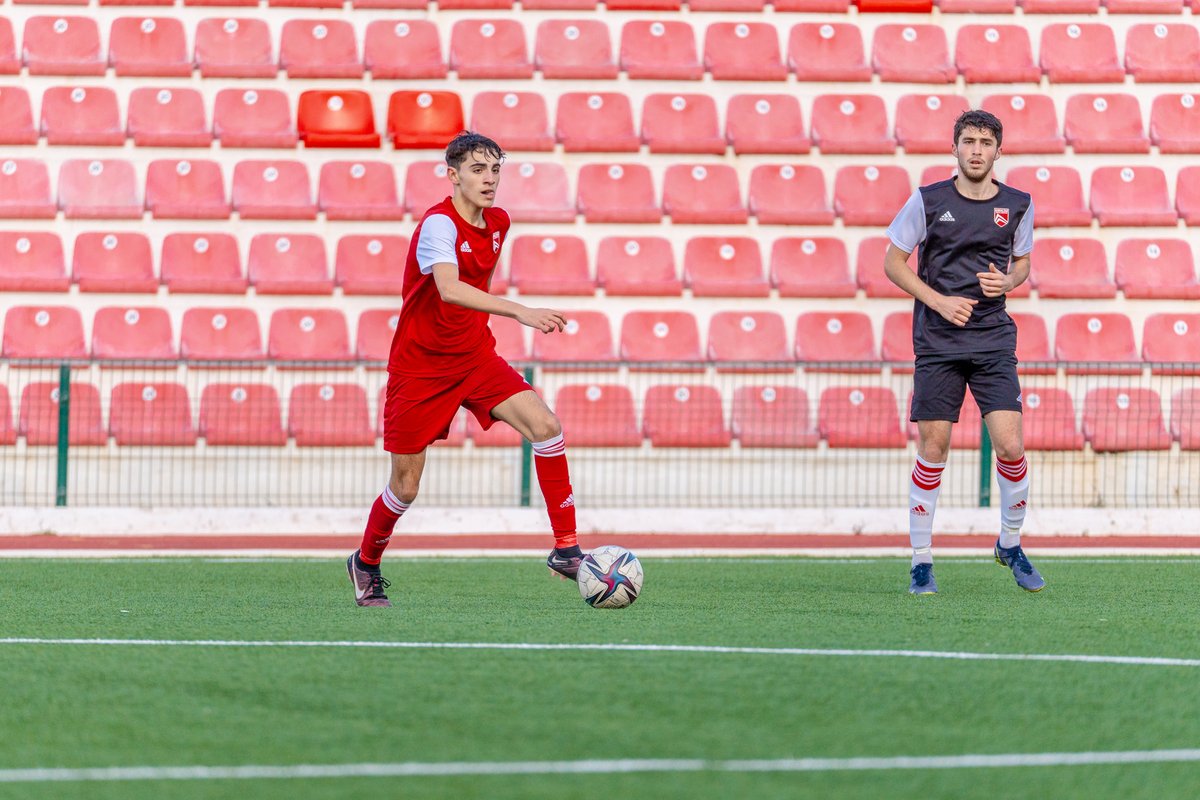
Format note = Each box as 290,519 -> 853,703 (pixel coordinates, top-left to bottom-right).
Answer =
445,131 -> 505,170
953,110 -> 1003,148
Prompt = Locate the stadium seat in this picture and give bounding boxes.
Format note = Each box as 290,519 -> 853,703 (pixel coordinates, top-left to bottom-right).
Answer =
531,310 -> 615,365
810,95 -> 893,154
403,161 -> 451,216
161,233 -> 246,294
109,383 -> 196,446
620,21 -> 702,80
1004,166 -> 1090,227
641,94 -> 724,155
231,160 -> 315,219
535,20 -> 616,79
2,305 -> 86,358
795,312 -> 877,371
1023,0 -> 1099,10
747,165 -> 832,226
833,165 -> 910,227
662,164 -> 746,224
288,383 -> 375,446
40,86 -> 123,145
127,88 -> 211,147
388,91 -> 464,150
179,307 -> 263,362
449,19 -> 532,79
364,20 -> 445,79
787,23 -> 870,82
466,410 -> 524,448
818,386 -> 906,448
91,306 -> 175,360
855,238 -> 912,298
1040,24 -> 1123,84
894,95 -> 969,154
1054,313 -> 1140,373
194,18 -> 275,78
576,164 -> 659,223
1125,24 -> 1200,83
683,237 -> 767,297
0,386 -> 12,446
108,16 -> 189,76
488,315 -> 528,361
199,384 -> 286,446
980,95 -> 1063,154
213,89 -> 296,149
72,232 -> 156,293
0,17 -> 17,75
954,25 -> 1039,83
1083,388 -> 1171,452
1178,167 -> 1200,225
439,0 -> 513,9
643,385 -> 730,447
609,0 -> 680,8
553,385 -> 640,447
0,232 -> 68,291
1019,387 -> 1084,450
872,24 -> 954,83
1090,167 -> 1176,227
770,237 -> 855,297
336,235 -> 407,295
1108,0 -> 1182,13
19,382 -> 106,446
556,93 -> 639,153
23,15 -> 104,75
881,311 -> 915,369
1007,312 -> 1053,374
703,22 -> 786,81
1150,94 -> 1200,153
471,92 -> 553,151
279,20 -> 361,78
0,87 -> 37,145
317,162 -> 401,221
58,159 -> 141,219
508,235 -> 593,295
355,308 -> 398,363
707,311 -> 790,368
904,387 -> 981,446
595,236 -> 681,296
268,309 -> 351,364
1143,314 -> 1200,373
619,311 -> 703,368
145,159 -> 229,219
726,95 -> 810,155
731,386 -> 818,448
297,91 -> 380,148
0,160 -> 56,219
1171,389 -> 1200,449
1114,239 -> 1200,299
247,234 -> 332,295
523,0 -> 599,7
919,166 -> 956,185
1029,238 -> 1115,298
500,162 -> 574,223
1063,95 -> 1149,154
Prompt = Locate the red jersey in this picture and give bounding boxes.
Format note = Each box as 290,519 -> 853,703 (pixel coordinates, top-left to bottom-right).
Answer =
388,198 -> 510,376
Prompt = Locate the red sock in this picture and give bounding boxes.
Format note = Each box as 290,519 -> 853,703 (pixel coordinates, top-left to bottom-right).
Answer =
358,486 -> 408,565
531,434 -> 576,549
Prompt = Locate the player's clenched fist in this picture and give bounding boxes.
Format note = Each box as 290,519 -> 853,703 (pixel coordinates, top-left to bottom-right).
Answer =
935,295 -> 978,327
518,307 -> 567,333
976,263 -> 1012,298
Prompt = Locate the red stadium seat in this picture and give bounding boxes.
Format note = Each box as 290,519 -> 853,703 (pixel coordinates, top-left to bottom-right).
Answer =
556,93 -> 639,153
872,24 -> 954,83
1063,95 -> 1149,154
19,382 -> 106,446
524,0 -> 598,7
145,159 -> 229,219
488,315 -> 528,361
1083,388 -> 1171,452
268,309 -> 351,363
795,312 -> 877,371
609,0 -> 680,7
1125,24 -> 1200,83
248,234 -> 331,295
509,235 -> 593,295
619,311 -> 702,368
788,23 -> 870,82
23,15 -> 104,75
364,20 -> 445,79
1171,389 -> 1200,449
810,95 -> 893,154
955,25 -> 1039,83
180,307 -> 263,361
0,159 -> 56,218
1090,167 -> 1176,227
2,306 -> 85,358
72,232 -> 155,293
109,383 -> 195,446
980,95 -> 1063,154
703,22 -> 786,81
641,94 -> 724,155
288,383 -> 374,446
0,17 -> 18,75
279,19 -> 361,78
595,237 -> 680,296
553,385 -> 639,447
881,311 -> 915,368
683,237 -> 767,297
1150,94 -> 1200,153
58,159 -> 141,219
920,166 -> 957,185
0,87 -> 37,144
213,89 -> 296,149
1020,387 -> 1083,450
466,410 -> 523,448
336,235 -> 407,296
194,18 -> 275,79
1108,0 -> 1182,13
818,386 -> 906,448
0,387 -> 12,446
91,306 -> 175,360
1009,312 -> 1053,374
40,86 -> 123,145
576,164 -> 659,223
620,21 -> 702,80
403,161 -> 450,216
161,233 -> 245,294
355,308 -> 398,363
894,95 -> 969,154
770,237 -> 855,297
199,384 -> 286,446
1115,239 -> 1200,300
707,311 -> 790,368
732,386 -> 818,448
748,165 -> 832,225
1029,238 -> 1114,298
535,20 -> 616,79
317,162 -> 401,221
127,88 -> 210,147
1179,167 -> 1200,225
531,310 -> 615,365
833,165 -> 910,227
500,162 -> 574,223
662,164 -> 746,224
449,19 -> 532,79
297,90 -> 380,148
231,160 -> 315,219
904,388 -> 980,446
1004,166 -> 1090,227
1023,0 -> 1099,10
855,237 -> 912,298
1143,314 -> 1200,373
1054,313 -> 1140,373
726,95 -> 810,155
1040,23 -> 1123,84
108,16 -> 189,76
471,92 -> 552,151
643,385 -> 730,447
388,91 -> 463,150
0,232 -> 68,291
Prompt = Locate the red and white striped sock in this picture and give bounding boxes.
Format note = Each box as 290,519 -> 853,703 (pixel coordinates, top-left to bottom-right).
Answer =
996,454 -> 1029,549
358,485 -> 409,565
909,456 -> 946,566
531,433 -> 577,550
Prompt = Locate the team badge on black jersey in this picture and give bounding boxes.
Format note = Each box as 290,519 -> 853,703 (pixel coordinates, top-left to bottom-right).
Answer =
994,208 -> 1010,227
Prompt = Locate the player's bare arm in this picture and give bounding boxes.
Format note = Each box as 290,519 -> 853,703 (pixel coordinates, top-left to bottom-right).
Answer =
977,254 -> 1030,298
884,243 -> 977,327
431,262 -> 566,334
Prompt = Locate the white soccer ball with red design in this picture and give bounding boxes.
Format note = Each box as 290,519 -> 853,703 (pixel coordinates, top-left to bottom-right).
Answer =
577,545 -> 643,609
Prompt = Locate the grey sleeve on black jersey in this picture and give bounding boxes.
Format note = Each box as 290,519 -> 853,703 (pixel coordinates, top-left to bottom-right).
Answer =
1013,200 -> 1035,257
885,190 -> 926,254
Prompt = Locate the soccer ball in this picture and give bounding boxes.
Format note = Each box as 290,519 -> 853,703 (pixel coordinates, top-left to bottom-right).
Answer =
577,545 -> 643,609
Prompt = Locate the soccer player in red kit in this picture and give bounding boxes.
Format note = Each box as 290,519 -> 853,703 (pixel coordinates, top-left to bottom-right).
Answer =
347,132 -> 583,607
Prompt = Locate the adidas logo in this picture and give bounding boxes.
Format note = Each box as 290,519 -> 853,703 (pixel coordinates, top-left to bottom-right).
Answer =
938,211 -> 956,223
910,505 -> 929,516
460,241 -> 472,253
559,493 -> 575,509
1008,500 -> 1027,510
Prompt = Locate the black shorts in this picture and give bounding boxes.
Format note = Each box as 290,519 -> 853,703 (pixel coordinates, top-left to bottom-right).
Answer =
910,352 -> 1022,423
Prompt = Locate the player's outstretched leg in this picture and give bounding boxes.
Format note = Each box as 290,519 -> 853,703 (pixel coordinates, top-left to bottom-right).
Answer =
908,455 -> 945,594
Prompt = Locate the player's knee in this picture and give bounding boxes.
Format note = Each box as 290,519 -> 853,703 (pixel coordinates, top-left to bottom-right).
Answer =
391,475 -> 421,505
530,413 -> 562,443
994,443 -> 1025,463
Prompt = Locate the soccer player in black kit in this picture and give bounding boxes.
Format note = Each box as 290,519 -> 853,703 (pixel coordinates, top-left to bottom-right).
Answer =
884,109 -> 1045,595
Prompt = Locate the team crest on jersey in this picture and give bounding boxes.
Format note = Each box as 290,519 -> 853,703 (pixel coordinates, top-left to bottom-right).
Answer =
994,208 -> 1010,227
492,231 -> 500,253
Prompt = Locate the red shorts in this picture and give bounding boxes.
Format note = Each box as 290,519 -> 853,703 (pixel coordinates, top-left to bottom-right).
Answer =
382,352 -> 532,454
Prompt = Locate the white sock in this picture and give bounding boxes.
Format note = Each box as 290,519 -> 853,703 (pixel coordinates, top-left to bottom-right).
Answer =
996,455 -> 1029,549
909,456 -> 945,566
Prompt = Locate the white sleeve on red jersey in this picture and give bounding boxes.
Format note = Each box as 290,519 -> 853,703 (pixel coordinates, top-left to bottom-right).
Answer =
416,214 -> 458,275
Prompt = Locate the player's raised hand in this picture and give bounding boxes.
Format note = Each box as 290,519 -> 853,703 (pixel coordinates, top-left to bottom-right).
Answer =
516,307 -> 567,334
976,263 -> 1011,298
935,295 -> 978,327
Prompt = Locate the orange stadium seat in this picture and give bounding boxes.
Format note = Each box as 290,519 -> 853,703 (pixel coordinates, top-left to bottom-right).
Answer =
91,306 -> 175,361
0,88 -> 37,144
1063,95 -> 1149,154
180,307 -> 264,362
248,234 -> 332,295
787,23 -> 870,83
1029,238 -> 1115,298
620,21 -> 702,80
450,20 -> 532,79
108,17 -> 190,76
1040,23 -> 1123,83
1171,389 -> 1200,450
1020,387 -> 1083,450
355,308 -> 398,363
0,159 -> 56,218
703,22 -> 786,81
1008,312 -> 1054,374
1023,0 -> 1098,10
556,93 -> 639,152
641,94 -> 724,155
833,165 -> 910,227
1004,166 -> 1090,227
2,306 -> 86,358
388,91 -> 463,150
707,311 -> 790,368
553,385 -> 639,447
1178,167 -> 1200,225
127,88 -> 211,147
336,235 -> 407,296
231,160 -> 315,219
199,384 -> 286,446
954,26 -> 1038,84
72,232 -> 156,293
40,86 -> 123,146
1114,239 -> 1200,299
403,161 -> 450,216
683,237 -> 767,297
769,237 -> 855,297
499,162 -> 574,223
1083,388 -> 1171,452
23,16 -> 104,75
0,18 -> 17,74
0,232 -> 68,291
1149,94 -> 1200,153
19,382 -> 106,446
531,310 -> 616,365
726,95 -> 810,155
747,165 -> 832,225
894,95 -> 969,154
161,233 -> 246,294
818,386 -> 906,448
279,20 -> 361,78
643,385 -> 730,448
488,316 -> 528,361
535,20 -> 617,79
58,159 -> 141,219
732,386 -> 819,448
109,383 -> 196,446
595,236 -> 680,296
1090,167 -> 1176,227
980,95 -> 1063,154
288,383 -> 374,446
619,311 -> 702,368
364,20 -> 445,79
1055,313 -> 1140,374
509,235 -> 593,295
810,94 -> 893,154
213,89 -> 296,149
662,164 -> 746,224
317,161 -> 402,221
1143,314 -> 1200,373
194,18 -> 275,78
881,311 -> 915,368
872,24 -> 954,83
297,90 -> 380,148
1125,24 -> 1200,83
471,92 -> 553,151
795,311 -> 878,371
268,309 -> 351,363
145,159 -> 229,219
576,164 -> 659,223
855,237 -> 912,298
